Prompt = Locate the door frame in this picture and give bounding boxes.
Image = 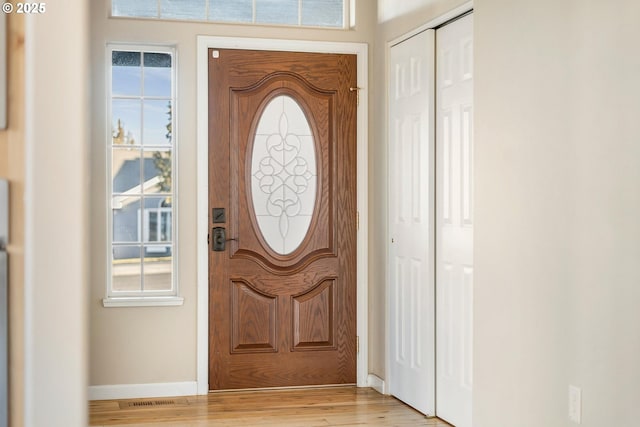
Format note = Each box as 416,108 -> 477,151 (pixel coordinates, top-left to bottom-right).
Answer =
384,0 -> 473,401
196,36 -> 369,394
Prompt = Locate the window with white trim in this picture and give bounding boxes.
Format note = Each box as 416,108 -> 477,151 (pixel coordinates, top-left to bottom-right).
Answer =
106,44 -> 181,306
111,0 -> 350,29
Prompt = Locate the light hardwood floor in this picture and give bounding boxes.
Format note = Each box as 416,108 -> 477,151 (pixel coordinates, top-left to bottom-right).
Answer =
89,387 -> 453,427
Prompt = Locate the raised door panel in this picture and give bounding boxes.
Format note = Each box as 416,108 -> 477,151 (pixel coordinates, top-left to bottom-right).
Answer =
292,278 -> 336,350
231,280 -> 277,353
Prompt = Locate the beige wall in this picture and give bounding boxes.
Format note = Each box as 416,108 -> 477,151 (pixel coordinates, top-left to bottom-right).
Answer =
0,13 -> 25,427
89,0 -> 376,386
369,0 -> 469,379
474,1 -> 640,426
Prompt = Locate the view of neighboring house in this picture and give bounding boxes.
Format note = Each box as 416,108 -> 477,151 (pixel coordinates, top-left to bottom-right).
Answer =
112,156 -> 172,260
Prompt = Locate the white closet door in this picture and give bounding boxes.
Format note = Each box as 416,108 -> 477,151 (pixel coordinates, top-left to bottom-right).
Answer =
436,13 -> 474,427
388,29 -> 436,416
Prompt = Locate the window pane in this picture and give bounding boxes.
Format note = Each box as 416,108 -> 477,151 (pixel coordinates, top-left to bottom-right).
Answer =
302,0 -> 343,27
109,45 -> 176,300
112,245 -> 142,291
113,51 -> 142,67
143,53 -> 172,97
256,0 -> 298,25
112,0 -> 345,28
112,196 -> 141,243
143,100 -> 172,146
142,249 -> 172,291
143,197 -> 172,243
112,0 -> 158,17
143,149 -> 172,194
112,99 -> 141,146
161,0 -> 205,19
112,148 -> 141,193
209,0 -> 252,22
112,51 -> 141,96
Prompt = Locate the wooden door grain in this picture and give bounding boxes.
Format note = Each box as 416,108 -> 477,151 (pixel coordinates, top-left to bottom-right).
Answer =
208,49 -> 357,390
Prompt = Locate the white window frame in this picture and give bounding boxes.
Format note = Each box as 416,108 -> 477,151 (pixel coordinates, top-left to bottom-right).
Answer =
104,43 -> 182,307
110,0 -> 352,30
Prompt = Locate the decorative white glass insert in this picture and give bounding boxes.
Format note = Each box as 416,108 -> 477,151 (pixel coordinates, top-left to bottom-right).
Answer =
251,95 -> 317,255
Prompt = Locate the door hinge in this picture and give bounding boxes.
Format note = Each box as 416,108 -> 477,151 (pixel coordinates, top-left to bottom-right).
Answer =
356,211 -> 360,231
357,336 -> 360,354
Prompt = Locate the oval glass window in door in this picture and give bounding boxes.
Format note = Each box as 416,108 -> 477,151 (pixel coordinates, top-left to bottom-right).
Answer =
251,95 -> 317,255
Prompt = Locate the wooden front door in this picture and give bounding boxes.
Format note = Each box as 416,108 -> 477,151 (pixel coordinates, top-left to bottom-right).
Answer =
208,49 -> 357,390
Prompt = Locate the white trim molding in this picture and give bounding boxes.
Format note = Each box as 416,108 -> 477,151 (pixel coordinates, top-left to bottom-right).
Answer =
89,382 -> 198,401
102,296 -> 184,307
367,374 -> 387,395
196,36 -> 369,394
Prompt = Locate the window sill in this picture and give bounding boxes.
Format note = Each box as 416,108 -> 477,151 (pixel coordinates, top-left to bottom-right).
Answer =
102,296 -> 184,308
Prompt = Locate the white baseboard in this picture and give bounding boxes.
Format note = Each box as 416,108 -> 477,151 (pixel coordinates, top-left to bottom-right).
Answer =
89,381 -> 198,401
367,374 -> 386,395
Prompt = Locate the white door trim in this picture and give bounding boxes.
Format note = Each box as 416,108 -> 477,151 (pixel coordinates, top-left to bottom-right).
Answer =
384,0 -> 473,408
196,36 -> 369,394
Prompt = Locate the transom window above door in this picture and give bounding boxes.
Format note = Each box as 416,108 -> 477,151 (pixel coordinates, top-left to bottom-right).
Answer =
111,0 -> 350,29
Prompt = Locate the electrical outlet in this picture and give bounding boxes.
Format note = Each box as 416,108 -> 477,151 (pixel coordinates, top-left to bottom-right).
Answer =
569,385 -> 582,424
